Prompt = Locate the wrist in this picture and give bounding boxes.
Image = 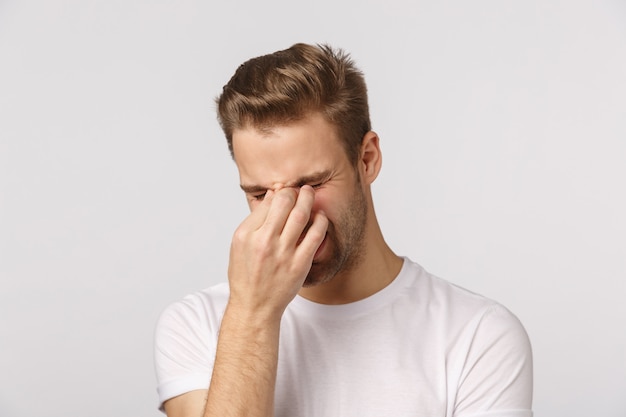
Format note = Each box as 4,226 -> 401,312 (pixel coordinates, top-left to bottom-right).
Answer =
223,298 -> 284,330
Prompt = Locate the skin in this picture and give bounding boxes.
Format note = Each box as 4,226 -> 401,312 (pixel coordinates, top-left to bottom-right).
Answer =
163,112 -> 403,417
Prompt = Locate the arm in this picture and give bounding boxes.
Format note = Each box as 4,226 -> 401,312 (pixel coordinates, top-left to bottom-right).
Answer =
163,308 -> 280,417
163,186 -> 327,417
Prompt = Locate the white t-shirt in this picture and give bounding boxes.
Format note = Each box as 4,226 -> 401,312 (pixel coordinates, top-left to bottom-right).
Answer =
154,258 -> 533,416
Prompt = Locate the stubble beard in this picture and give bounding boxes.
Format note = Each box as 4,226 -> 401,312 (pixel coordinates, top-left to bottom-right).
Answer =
302,185 -> 368,287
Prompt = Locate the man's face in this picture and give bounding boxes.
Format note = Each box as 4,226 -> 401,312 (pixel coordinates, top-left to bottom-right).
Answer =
232,112 -> 368,287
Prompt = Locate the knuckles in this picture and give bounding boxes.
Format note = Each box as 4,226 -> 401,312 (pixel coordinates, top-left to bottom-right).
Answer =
231,186 -> 319,263
304,226 -> 325,243
288,206 -> 311,226
231,226 -> 250,246
232,224 -> 277,260
252,233 -> 274,256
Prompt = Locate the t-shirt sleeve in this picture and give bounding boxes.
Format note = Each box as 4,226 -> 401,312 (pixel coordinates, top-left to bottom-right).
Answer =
453,304 -> 533,417
153,296 -> 218,411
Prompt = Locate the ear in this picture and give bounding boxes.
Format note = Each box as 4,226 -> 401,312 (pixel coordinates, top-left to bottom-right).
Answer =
357,131 -> 382,186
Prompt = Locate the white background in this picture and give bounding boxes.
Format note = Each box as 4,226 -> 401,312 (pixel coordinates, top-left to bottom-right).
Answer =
1,1 -> 625,416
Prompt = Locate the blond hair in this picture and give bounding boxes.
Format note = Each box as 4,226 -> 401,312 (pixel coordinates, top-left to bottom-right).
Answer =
216,43 -> 371,164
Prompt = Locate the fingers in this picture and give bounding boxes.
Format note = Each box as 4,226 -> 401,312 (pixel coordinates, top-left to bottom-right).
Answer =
240,185 -> 317,247
279,185 -> 316,243
295,209 -> 328,262
239,189 -> 275,230
227,185 -> 328,314
262,187 -> 299,234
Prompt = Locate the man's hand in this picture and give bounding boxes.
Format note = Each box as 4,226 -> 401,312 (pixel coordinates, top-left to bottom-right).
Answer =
227,185 -> 328,320
163,186 -> 328,417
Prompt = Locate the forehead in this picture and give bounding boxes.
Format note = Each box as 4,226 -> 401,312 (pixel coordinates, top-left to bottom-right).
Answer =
232,113 -> 348,187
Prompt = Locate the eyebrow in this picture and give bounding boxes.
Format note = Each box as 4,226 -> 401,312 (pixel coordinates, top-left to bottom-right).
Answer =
240,170 -> 332,194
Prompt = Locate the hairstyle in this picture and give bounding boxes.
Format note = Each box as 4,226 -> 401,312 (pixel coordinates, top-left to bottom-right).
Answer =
216,43 -> 371,164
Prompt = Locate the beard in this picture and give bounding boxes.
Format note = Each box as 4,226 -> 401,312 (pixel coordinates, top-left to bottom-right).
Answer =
302,183 -> 368,287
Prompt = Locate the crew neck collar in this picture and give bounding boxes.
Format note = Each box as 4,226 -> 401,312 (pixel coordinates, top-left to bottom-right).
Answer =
288,257 -> 414,320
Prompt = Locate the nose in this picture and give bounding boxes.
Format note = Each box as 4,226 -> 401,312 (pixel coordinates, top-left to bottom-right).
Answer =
271,182 -> 287,192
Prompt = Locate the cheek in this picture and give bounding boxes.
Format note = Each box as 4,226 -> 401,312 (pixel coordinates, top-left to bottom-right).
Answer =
311,190 -> 337,220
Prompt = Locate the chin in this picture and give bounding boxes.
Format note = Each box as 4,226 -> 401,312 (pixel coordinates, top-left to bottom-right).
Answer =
302,262 -> 337,287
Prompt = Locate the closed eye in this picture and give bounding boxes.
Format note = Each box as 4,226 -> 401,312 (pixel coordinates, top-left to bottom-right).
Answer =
253,184 -> 319,200
252,192 -> 267,201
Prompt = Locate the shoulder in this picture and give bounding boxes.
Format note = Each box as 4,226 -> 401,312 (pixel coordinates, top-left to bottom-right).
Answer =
154,283 -> 230,357
154,283 -> 230,408
396,259 -> 534,414
401,258 -> 503,319
405,259 -> 533,413
156,283 -> 230,330
401,258 -> 532,367
452,302 -> 533,414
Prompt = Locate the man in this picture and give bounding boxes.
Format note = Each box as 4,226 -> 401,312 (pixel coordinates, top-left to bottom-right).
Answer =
154,43 -> 533,417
